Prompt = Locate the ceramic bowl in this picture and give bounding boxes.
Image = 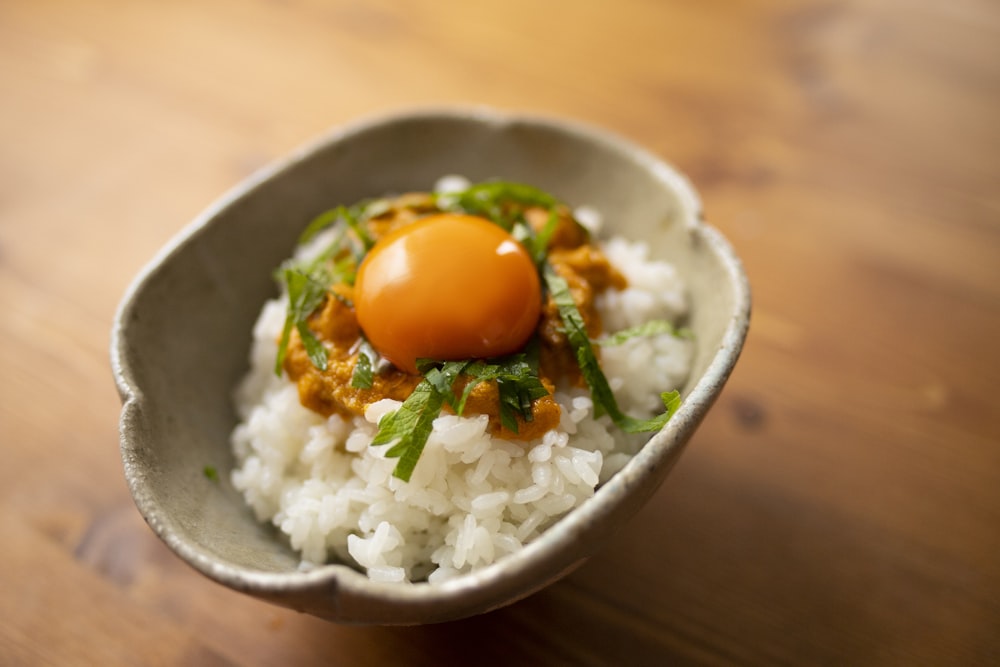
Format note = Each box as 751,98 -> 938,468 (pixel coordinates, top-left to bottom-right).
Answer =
111,108 -> 750,624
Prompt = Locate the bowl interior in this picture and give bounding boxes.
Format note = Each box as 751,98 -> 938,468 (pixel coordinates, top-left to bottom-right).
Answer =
113,109 -> 749,623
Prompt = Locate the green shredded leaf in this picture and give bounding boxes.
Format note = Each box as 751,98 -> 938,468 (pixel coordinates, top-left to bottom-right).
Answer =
297,321 -> 328,370
275,200 -> 381,376
299,201 -> 383,248
496,378 -> 525,433
203,465 -> 219,482
596,320 -> 693,346
274,267 -> 330,375
451,350 -> 549,432
421,360 -> 469,398
438,180 -> 559,231
494,355 -> 549,432
357,197 -> 392,222
530,209 -> 560,265
341,205 -> 376,252
304,228 -> 347,271
370,354 -> 552,480
351,339 -> 377,389
332,256 -> 357,288
512,209 -> 562,268
299,207 -> 345,245
371,379 -> 449,482
278,225 -> 353,287
451,360 -> 488,415
544,264 -> 680,433
629,389 -> 683,432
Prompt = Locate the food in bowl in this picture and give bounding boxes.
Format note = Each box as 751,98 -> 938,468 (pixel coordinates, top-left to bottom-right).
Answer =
229,175 -> 693,583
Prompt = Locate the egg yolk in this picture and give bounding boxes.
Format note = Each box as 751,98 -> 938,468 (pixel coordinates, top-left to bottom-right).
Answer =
353,213 -> 543,374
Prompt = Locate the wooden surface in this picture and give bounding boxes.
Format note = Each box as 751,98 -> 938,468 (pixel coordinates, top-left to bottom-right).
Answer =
2,0 -> 998,664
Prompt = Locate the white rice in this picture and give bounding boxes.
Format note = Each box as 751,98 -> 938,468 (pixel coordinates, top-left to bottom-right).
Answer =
230,209 -> 693,583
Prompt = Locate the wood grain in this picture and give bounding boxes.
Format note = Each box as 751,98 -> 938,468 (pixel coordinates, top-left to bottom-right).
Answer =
2,0 -> 998,664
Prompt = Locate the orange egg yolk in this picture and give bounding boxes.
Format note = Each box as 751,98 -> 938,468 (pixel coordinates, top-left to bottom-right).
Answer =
353,213 -> 543,374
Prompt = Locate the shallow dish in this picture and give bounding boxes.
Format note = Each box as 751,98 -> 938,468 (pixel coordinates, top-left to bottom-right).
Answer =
111,108 -> 750,624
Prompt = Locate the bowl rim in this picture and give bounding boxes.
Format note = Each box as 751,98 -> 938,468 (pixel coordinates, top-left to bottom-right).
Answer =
111,106 -> 751,621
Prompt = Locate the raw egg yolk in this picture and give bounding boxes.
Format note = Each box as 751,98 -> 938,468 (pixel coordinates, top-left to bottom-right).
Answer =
353,213 -> 543,374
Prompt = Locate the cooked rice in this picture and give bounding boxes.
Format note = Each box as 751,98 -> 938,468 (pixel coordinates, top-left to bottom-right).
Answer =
230,204 -> 692,583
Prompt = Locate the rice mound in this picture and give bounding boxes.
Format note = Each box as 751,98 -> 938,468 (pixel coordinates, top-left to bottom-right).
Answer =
230,232 -> 692,584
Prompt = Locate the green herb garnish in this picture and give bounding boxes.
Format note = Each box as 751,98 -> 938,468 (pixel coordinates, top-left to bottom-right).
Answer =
203,465 -> 219,482
371,361 -> 467,481
438,180 -> 559,232
371,354 -> 551,481
299,201 -> 380,250
596,320 -> 693,346
299,207 -> 345,246
275,200 -> 394,377
450,349 -> 549,432
274,267 -> 330,375
513,209 -> 561,268
351,339 -> 377,389
544,265 -> 681,433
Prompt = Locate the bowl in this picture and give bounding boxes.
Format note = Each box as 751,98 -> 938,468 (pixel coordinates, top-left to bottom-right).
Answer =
111,107 -> 750,624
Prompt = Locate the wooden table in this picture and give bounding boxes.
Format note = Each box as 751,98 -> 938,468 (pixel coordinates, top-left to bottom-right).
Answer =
3,0 -> 998,664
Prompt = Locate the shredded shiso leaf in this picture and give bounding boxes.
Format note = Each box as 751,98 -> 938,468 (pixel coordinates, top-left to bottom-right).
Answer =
370,376 -> 449,482
274,267 -> 330,374
436,181 -> 559,232
595,319 -> 693,346
351,339 -> 378,389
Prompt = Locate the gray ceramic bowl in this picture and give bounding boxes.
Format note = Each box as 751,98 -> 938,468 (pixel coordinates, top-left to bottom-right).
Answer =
112,108 -> 750,625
